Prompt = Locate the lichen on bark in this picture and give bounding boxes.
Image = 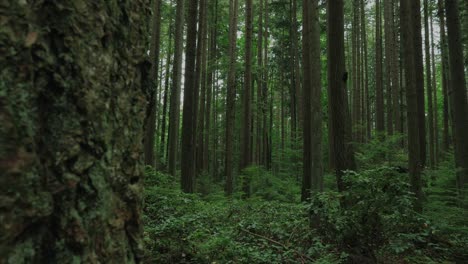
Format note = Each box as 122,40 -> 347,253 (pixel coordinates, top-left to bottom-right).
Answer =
0,1 -> 151,262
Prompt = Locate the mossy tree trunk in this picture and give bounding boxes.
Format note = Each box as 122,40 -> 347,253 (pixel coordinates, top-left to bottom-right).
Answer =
0,1 -> 151,262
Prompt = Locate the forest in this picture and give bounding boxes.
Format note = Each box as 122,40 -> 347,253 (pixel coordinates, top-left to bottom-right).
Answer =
1,0 -> 468,263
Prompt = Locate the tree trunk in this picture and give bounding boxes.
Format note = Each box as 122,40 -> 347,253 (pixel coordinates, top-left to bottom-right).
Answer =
361,0 -> 371,141
256,0 -> 264,166
204,0 -> 217,174
168,0 -> 186,176
327,0 -> 357,193
430,6 -> 440,165
401,0 -> 423,212
438,0 -> 451,152
197,0 -> 209,174
241,0 -> 254,197
161,17 -> 174,167
181,0 -> 199,193
225,0 -> 239,196
424,0 -> 435,168
412,0 -> 427,167
264,0 -> 271,169
0,1 -> 150,261
302,0 -> 323,202
445,0 -> 468,203
376,0 -> 385,134
144,0 -> 162,168
391,0 -> 402,138
352,0 -> 362,141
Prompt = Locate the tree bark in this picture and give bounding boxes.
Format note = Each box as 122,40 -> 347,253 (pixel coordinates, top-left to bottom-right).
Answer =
256,0 -> 264,166
445,0 -> 468,203
401,0 -> 423,212
0,1 -> 150,261
241,0 -> 254,197
144,0 -> 162,168
197,0 -> 209,174
438,0 -> 451,152
225,0 -> 239,196
430,5 -> 440,165
376,0 -> 385,135
160,16 -> 174,167
181,0 -> 199,193
168,0 -> 186,176
412,0 -> 427,167
327,0 -> 357,193
424,0 -> 435,168
302,0 -> 323,202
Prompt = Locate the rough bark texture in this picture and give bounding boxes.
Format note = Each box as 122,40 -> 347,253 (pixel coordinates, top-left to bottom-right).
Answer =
412,0 -> 427,167
263,0 -> 271,169
0,1 -> 150,262
196,0 -> 209,174
361,0 -> 371,141
376,0 -> 385,134
181,0 -> 199,193
401,0 -> 423,212
160,20 -> 173,166
204,0 -> 217,174
241,0 -> 254,196
168,0 -> 185,176
256,0 -> 264,166
144,0 -> 162,168
302,0 -> 323,202
430,6 -> 439,165
327,0 -> 356,193
424,0 -> 435,168
438,0 -> 451,152
225,0 -> 239,196
352,0 -> 363,141
445,0 -> 468,202
391,0 -> 401,137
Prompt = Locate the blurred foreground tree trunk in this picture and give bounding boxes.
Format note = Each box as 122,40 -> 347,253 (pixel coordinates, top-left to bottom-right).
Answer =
0,1 -> 151,262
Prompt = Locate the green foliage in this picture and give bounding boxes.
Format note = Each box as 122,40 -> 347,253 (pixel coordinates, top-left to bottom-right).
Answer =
355,133 -> 407,169
143,170 -> 339,263
310,166 -> 468,262
241,166 -> 300,202
143,160 -> 467,263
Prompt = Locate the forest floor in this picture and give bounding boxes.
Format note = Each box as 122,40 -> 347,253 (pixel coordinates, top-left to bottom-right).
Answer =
143,153 -> 468,263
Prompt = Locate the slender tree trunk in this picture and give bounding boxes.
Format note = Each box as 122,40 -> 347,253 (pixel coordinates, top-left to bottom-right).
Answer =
302,0 -> 323,202
376,0 -> 385,134
264,0 -> 271,169
438,0 -> 451,152
430,7 -> 440,165
445,0 -> 468,203
412,0 -> 427,167
241,0 -> 254,196
384,0 -> 394,136
391,0 -> 402,138
256,0 -> 264,166
424,0 -> 435,168
361,0 -> 371,141
352,0 -> 362,141
160,19 -> 173,168
401,0 -> 423,212
181,0 -> 199,193
327,0 -> 357,194
225,0 -> 239,195
168,0 -> 186,176
144,0 -> 162,168
204,0 -> 217,174
1,1 -> 150,261
197,0 -> 209,174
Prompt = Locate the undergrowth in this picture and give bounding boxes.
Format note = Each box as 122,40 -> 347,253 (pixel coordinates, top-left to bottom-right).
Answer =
143,145 -> 468,263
